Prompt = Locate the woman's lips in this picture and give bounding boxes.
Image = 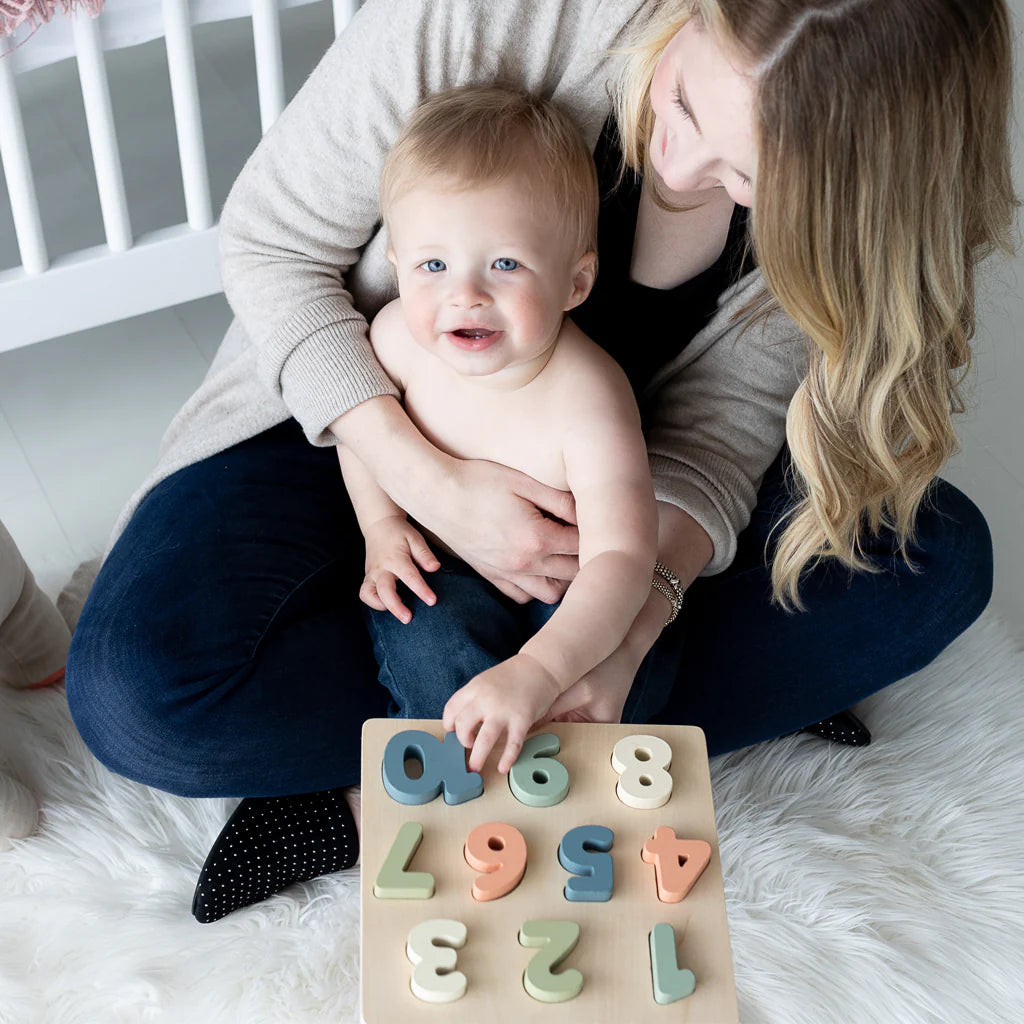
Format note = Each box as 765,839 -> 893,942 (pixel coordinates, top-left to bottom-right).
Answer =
445,329 -> 501,351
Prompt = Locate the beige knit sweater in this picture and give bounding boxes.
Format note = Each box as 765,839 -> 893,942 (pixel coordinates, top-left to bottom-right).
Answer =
111,0 -> 805,574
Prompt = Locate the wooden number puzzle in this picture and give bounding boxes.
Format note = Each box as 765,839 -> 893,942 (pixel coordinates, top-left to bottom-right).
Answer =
360,719 -> 738,1023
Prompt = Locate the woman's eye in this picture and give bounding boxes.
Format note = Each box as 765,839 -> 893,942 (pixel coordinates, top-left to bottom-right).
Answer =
493,258 -> 519,272
737,173 -> 752,189
422,259 -> 446,273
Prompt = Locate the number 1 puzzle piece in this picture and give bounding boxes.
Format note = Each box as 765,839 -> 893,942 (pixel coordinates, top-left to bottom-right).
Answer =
381,729 -> 483,806
558,825 -> 614,902
406,918 -> 468,1003
641,826 -> 712,903
464,822 -> 527,902
649,923 -> 696,1005
518,920 -> 583,1003
611,734 -> 674,809
508,733 -> 570,807
374,821 -> 435,899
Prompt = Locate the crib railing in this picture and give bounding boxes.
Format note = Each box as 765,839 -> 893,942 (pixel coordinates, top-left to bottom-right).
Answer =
0,0 -> 362,353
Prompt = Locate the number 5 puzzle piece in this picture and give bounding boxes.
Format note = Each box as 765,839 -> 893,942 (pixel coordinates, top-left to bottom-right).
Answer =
611,734 -> 674,809
374,821 -> 435,899
406,918 -> 468,1003
508,733 -> 570,807
649,923 -> 696,1005
382,729 -> 483,806
464,822 -> 527,902
558,825 -> 614,902
518,920 -> 583,1003
641,826 -> 712,903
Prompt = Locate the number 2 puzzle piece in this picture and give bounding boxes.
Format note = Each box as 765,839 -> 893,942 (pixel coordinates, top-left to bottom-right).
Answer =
464,822 -> 527,902
406,918 -> 468,1003
558,825 -> 614,902
381,729 -> 483,806
373,821 -> 435,900
508,733 -> 570,807
518,920 -> 583,1003
641,826 -> 712,903
649,922 -> 696,1005
611,734 -> 674,809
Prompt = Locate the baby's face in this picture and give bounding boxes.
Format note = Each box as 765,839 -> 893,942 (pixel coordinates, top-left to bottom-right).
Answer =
387,175 -> 593,384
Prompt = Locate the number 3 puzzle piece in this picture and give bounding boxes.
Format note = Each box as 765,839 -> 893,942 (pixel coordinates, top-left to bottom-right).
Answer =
649,923 -> 696,1005
382,729 -> 483,806
518,920 -> 583,1003
464,822 -> 527,901
406,918 -> 468,1003
508,733 -> 570,807
374,821 -> 435,899
558,825 -> 614,902
641,826 -> 712,903
611,734 -> 674,809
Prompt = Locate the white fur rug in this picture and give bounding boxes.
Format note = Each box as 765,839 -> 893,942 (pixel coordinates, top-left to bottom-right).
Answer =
1,611 -> 1022,1024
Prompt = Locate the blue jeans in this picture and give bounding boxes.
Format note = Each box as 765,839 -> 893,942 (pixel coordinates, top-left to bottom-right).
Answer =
364,552 -> 682,725
65,420 -> 992,797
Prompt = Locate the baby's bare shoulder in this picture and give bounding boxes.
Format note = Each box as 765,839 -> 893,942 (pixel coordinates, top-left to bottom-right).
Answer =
548,321 -> 637,415
368,299 -> 416,390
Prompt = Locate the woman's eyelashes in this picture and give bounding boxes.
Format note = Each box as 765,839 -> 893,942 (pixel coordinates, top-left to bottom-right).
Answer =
672,84 -> 752,191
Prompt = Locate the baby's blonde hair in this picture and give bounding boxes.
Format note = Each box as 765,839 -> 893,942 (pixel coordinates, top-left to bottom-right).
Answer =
614,0 -> 1018,608
380,85 -> 599,257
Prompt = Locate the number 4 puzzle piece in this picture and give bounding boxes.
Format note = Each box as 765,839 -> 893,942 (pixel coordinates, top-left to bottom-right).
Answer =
641,826 -> 712,903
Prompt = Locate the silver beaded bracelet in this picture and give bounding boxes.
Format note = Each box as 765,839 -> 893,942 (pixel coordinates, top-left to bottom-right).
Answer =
651,561 -> 685,627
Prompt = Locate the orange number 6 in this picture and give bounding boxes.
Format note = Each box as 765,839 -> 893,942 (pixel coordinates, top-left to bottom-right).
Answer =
463,822 -> 528,902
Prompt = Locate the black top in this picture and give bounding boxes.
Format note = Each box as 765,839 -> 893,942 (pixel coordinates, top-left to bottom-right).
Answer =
571,120 -> 755,396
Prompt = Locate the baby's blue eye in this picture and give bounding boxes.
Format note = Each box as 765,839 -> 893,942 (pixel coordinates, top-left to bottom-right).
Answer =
422,259 -> 446,272
493,258 -> 519,272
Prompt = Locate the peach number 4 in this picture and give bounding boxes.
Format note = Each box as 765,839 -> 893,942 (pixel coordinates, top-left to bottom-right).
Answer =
641,826 -> 711,903
463,822 -> 528,902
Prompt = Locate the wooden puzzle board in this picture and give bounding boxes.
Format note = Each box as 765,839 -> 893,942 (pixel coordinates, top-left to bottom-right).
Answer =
360,719 -> 738,1023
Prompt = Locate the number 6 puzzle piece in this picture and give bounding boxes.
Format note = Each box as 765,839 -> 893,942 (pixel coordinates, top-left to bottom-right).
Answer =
508,733 -> 570,807
611,734 -> 674,809
558,825 -> 614,902
406,918 -> 468,1003
374,821 -> 435,899
381,729 -> 483,806
649,923 -> 697,1005
518,920 -> 584,1003
464,822 -> 527,902
641,826 -> 712,903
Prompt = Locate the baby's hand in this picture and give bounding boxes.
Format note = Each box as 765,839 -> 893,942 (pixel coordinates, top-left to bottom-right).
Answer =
360,515 -> 439,623
442,653 -> 562,775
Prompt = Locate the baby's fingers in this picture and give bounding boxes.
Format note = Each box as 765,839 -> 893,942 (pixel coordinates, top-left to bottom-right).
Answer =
374,574 -> 413,624
496,728 -> 526,776
411,537 -> 441,574
359,579 -> 387,612
468,720 -> 503,775
397,565 -> 437,609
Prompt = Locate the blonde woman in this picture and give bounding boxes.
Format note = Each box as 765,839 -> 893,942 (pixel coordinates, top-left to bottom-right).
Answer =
64,0 -> 1016,921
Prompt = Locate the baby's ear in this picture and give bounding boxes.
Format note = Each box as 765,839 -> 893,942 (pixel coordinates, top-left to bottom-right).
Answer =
565,251 -> 597,311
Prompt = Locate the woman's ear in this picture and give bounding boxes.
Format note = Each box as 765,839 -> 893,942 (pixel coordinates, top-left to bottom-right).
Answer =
565,251 -> 597,311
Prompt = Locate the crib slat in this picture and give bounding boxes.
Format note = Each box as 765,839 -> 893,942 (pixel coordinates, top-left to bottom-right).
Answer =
71,10 -> 133,252
251,0 -> 285,134
0,39 -> 49,275
163,0 -> 214,230
332,0 -> 361,36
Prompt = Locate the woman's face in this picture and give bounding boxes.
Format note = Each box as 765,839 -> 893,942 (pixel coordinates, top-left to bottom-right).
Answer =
648,19 -> 757,206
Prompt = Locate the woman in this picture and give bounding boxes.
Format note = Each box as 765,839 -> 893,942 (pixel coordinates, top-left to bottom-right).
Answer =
64,0 -> 1016,922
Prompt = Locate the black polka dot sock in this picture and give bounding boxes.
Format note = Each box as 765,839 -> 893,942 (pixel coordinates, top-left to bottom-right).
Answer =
191,788 -> 359,923
800,708 -> 872,746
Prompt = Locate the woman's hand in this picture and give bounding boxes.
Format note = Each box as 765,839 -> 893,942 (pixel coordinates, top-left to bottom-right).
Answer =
539,639 -> 646,725
359,515 -> 439,624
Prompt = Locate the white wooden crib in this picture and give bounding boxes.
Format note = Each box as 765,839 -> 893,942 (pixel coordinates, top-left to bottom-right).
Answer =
0,0 -> 361,352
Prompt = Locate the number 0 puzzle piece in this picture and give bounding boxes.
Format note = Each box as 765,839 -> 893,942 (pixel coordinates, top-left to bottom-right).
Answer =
558,825 -> 614,902
406,918 -> 468,1003
649,923 -> 696,1005
464,822 -> 527,902
611,734 -> 674,809
641,827 -> 712,903
381,729 -> 483,806
518,920 -> 583,1003
373,821 -> 435,899
508,733 -> 570,807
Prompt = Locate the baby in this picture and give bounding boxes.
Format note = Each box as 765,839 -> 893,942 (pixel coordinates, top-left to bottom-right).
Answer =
339,86 -> 660,776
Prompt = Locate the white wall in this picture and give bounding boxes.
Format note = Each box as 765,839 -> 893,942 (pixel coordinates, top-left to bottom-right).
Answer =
943,0 -> 1024,635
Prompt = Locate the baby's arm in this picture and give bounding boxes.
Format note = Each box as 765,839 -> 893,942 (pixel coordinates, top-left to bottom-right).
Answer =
338,302 -> 439,621
443,355 -> 658,771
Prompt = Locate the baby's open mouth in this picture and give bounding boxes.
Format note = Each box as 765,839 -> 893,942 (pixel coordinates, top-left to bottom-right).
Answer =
451,328 -> 495,340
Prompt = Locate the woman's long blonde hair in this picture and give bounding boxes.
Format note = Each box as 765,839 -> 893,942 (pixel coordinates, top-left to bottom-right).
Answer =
615,0 -> 1018,608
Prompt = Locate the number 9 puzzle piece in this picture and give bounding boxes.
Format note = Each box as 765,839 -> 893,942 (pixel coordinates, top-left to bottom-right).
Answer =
464,822 -> 527,902
508,733 -> 570,807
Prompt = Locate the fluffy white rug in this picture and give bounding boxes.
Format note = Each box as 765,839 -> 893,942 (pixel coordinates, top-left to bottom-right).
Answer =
0,611 -> 1021,1023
